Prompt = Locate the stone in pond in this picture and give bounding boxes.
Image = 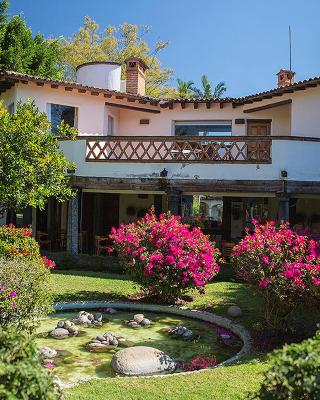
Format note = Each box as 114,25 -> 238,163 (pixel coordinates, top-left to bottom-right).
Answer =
227,305 -> 242,317
50,328 -> 69,339
39,347 -> 57,359
128,321 -> 140,328
111,346 -> 177,376
140,318 -> 151,326
133,314 -> 145,324
57,320 -> 65,328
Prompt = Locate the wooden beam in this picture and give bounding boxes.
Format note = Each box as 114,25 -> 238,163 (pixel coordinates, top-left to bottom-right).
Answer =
206,102 -> 211,109
244,99 -> 292,113
90,91 -> 99,96
193,102 -> 198,109
36,82 -> 44,86
78,88 -> 86,94
105,101 -> 160,114
104,93 -> 112,98
51,84 -> 59,89
181,102 -> 186,109
219,102 -> 223,109
65,87 -> 73,91
169,102 -> 174,110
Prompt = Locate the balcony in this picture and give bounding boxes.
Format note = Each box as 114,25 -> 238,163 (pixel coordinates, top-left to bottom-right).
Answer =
85,136 -> 272,163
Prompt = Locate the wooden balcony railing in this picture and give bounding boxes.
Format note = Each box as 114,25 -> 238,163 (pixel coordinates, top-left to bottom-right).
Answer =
85,136 -> 272,163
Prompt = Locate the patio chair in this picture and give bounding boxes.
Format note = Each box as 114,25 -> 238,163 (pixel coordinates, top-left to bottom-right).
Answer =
37,230 -> 52,251
95,235 -> 111,256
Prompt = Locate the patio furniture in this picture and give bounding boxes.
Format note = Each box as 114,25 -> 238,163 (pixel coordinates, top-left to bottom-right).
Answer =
57,230 -> 67,251
95,235 -> 111,256
222,241 -> 236,261
37,230 -> 52,251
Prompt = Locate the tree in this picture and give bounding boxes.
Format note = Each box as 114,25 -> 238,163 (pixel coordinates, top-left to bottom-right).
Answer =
175,78 -> 196,99
0,1 -> 62,78
0,100 -> 75,216
193,74 -> 227,99
59,17 -> 173,97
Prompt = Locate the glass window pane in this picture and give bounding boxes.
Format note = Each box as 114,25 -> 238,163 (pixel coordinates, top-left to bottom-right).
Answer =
50,104 -> 76,134
175,122 -> 232,136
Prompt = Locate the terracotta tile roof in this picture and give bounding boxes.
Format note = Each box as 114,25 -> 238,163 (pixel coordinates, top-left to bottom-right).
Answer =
0,70 -> 319,107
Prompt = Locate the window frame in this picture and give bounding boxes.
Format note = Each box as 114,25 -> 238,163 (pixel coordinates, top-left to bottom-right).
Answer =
47,102 -> 79,134
173,120 -> 232,137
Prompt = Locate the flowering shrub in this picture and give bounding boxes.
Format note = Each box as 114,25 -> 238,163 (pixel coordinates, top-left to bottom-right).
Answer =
0,225 -> 55,331
179,354 -> 217,371
0,257 -> 53,331
110,209 -> 221,301
232,220 -> 320,330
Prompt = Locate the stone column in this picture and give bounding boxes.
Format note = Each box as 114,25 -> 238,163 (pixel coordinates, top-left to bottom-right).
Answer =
67,193 -> 79,256
167,189 -> 181,216
278,195 -> 290,222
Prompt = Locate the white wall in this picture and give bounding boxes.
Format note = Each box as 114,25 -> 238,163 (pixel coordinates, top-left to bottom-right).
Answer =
5,82 -> 294,137
13,83 -> 108,135
291,86 -> 320,137
118,102 -> 291,137
60,139 -> 320,182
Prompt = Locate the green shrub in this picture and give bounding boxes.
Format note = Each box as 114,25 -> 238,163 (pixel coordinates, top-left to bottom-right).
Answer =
0,257 -> 52,331
252,331 -> 320,399
0,328 -> 61,400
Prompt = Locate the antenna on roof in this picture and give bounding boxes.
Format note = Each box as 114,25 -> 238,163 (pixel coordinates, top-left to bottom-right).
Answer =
289,25 -> 292,82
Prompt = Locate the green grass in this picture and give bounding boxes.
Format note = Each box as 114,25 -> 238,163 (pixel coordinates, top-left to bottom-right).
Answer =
49,270 -> 316,400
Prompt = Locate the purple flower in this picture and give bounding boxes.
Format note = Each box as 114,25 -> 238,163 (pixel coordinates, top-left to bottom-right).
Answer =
9,291 -> 17,298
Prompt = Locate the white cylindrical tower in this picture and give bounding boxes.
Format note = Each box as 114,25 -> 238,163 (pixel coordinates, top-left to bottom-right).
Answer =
76,61 -> 122,91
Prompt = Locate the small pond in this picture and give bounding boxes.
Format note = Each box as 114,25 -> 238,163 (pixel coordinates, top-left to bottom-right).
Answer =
36,310 -> 240,384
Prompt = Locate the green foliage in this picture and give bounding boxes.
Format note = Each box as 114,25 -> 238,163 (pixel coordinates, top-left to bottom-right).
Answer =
173,75 -> 227,99
0,254 -> 53,331
175,79 -> 196,99
0,100 -> 75,213
0,327 -> 61,400
0,2 -> 62,78
251,331 -> 320,400
60,17 -> 173,97
56,119 -> 78,139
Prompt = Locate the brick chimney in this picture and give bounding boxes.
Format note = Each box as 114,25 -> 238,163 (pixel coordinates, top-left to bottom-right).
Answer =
277,69 -> 295,87
125,57 -> 148,96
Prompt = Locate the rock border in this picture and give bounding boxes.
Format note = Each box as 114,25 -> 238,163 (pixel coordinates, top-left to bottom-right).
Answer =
53,301 -> 251,386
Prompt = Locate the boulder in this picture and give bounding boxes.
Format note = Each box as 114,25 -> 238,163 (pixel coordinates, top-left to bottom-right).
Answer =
50,328 -> 69,339
227,305 -> 242,318
111,346 -> 177,376
133,314 -> 145,324
141,318 -> 151,326
39,347 -> 57,359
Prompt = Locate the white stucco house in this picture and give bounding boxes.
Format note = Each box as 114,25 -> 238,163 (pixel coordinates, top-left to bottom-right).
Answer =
1,58 -> 320,254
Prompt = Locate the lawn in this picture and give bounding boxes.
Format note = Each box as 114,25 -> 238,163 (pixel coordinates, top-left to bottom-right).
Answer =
50,270 -> 269,400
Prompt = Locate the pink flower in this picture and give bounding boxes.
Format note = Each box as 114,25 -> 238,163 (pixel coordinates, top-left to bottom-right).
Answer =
9,291 -> 17,298
313,277 -> 320,286
259,278 -> 269,287
42,256 -> 56,269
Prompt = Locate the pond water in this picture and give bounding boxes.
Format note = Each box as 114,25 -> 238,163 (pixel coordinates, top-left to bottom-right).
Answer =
36,310 -> 239,384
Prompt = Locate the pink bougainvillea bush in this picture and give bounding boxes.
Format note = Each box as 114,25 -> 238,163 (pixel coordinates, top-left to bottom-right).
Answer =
0,225 -> 55,331
232,220 -> 320,330
110,209 -> 222,301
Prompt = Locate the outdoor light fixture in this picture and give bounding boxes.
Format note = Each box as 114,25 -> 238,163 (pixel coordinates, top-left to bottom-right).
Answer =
160,168 -> 168,178
281,170 -> 288,178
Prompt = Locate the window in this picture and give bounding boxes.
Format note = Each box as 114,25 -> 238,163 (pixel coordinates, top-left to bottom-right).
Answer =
174,121 -> 232,136
108,115 -> 114,135
49,103 -> 78,134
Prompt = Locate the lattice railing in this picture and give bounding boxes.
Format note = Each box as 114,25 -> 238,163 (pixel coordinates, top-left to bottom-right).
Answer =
85,136 -> 272,163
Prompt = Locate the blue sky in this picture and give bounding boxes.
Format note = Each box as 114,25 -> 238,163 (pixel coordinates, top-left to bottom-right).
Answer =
9,0 -> 320,97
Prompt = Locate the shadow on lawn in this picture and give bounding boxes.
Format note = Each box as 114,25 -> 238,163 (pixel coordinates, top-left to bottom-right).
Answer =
53,290 -> 132,303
